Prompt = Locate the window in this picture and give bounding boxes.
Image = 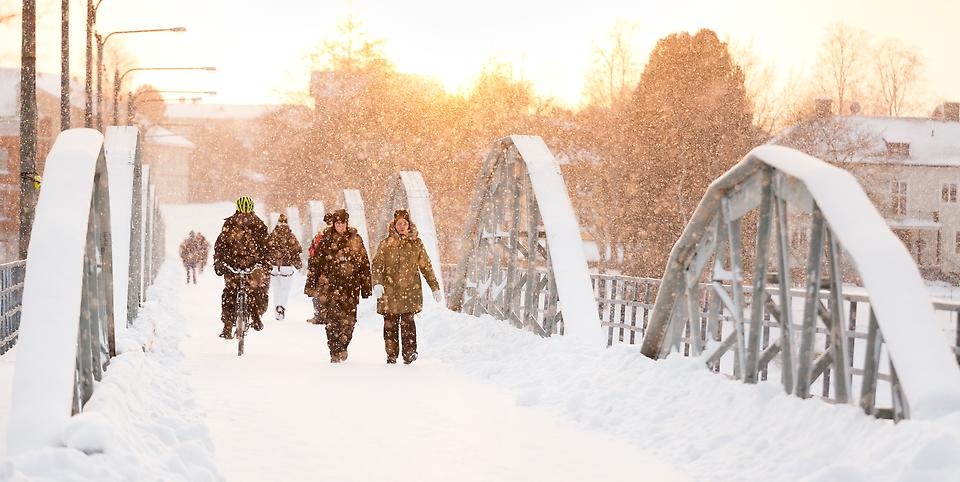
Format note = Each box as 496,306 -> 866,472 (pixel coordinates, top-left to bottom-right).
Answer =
944,184 -> 958,203
886,142 -> 911,157
891,181 -> 908,216
955,232 -> 960,255
0,147 -> 8,173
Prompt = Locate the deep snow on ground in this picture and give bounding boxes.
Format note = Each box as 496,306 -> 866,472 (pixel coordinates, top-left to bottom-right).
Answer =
2,201 -> 960,481
0,262 -> 222,481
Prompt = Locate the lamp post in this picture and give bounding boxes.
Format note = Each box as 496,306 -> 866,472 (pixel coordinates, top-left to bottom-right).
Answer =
112,66 -> 216,125
95,27 -> 186,130
84,0 -> 106,128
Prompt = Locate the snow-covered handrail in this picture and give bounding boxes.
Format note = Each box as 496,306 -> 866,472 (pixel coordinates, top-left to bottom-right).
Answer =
447,136 -> 603,346
7,128 -> 166,454
640,144 -> 960,420
7,129 -> 115,453
373,171 -> 445,308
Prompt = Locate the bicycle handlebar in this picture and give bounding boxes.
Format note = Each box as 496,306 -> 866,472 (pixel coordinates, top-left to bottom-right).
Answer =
225,264 -> 261,276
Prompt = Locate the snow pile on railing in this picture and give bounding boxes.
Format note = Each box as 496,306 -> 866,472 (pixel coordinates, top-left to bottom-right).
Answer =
0,264 -> 222,481
418,307 -> 960,481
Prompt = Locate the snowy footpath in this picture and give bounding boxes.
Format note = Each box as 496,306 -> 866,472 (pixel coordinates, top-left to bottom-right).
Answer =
2,202 -> 960,481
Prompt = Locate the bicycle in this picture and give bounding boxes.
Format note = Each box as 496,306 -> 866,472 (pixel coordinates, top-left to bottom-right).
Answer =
226,264 -> 260,356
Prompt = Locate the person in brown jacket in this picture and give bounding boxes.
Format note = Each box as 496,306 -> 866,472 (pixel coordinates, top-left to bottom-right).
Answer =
371,209 -> 441,364
179,231 -> 201,284
304,212 -> 334,325
267,213 -> 303,321
306,209 -> 372,362
213,196 -> 270,339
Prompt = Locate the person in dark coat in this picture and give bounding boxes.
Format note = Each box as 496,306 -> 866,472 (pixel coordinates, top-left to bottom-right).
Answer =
213,196 -> 270,339
371,209 -> 441,364
180,231 -> 201,284
267,214 -> 303,321
307,209 -> 371,362
304,212 -> 334,324
195,232 -> 210,273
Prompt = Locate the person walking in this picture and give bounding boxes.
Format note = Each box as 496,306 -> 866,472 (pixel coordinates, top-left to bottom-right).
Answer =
371,209 -> 441,365
266,214 -> 303,321
195,232 -> 210,273
304,212 -> 333,324
307,209 -> 371,363
213,196 -> 270,339
179,231 -> 200,284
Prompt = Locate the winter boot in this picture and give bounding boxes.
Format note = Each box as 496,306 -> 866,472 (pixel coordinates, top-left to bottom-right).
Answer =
219,325 -> 234,340
403,352 -> 418,365
386,357 -> 397,364
251,316 -> 264,331
275,306 -> 285,321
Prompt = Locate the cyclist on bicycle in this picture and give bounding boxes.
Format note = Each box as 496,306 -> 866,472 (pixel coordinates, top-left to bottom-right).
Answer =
214,196 -> 270,339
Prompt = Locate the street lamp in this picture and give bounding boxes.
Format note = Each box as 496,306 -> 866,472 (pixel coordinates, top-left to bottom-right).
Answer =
95,26 -> 186,130
113,66 -> 216,125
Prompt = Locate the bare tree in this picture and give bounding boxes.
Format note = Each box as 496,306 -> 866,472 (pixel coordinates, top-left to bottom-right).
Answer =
730,38 -> 804,135
871,40 -> 923,116
582,21 -> 641,110
816,23 -> 868,115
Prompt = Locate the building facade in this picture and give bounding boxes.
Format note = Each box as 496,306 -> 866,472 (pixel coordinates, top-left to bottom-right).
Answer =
773,102 -> 960,282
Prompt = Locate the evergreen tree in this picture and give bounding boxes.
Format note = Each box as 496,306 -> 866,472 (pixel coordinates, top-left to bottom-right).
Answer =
620,29 -> 758,276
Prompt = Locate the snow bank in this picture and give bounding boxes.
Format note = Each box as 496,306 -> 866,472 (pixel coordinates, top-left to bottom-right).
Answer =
418,308 -> 960,482
0,264 -> 223,481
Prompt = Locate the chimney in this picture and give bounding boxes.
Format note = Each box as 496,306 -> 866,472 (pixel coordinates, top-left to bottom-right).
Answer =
943,102 -> 960,122
815,98 -> 833,119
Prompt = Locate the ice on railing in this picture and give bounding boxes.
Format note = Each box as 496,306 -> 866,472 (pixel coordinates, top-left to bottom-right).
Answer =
7,129 -> 104,454
105,127 -> 139,331
510,135 -> 603,346
719,145 -> 960,419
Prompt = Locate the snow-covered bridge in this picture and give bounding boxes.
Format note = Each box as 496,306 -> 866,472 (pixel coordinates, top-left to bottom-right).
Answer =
1,128 -> 960,481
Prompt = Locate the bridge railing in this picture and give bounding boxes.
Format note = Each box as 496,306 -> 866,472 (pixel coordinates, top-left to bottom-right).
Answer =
593,272 -> 960,418
0,260 -> 26,356
6,128 -> 165,455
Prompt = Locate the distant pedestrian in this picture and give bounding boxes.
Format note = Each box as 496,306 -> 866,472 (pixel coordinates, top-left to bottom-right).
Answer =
307,209 -> 371,363
180,231 -> 201,284
195,232 -> 210,273
371,209 -> 441,365
267,214 -> 303,321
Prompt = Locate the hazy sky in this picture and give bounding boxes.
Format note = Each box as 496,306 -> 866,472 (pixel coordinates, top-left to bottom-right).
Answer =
2,0 -> 959,109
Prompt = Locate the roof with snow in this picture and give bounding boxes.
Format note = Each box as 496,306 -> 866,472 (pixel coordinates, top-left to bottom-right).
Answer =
163,103 -> 278,120
143,125 -> 196,149
0,67 -> 85,117
773,115 -> 960,167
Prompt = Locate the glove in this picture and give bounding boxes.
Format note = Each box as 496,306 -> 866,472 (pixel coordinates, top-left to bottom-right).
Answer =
214,261 -> 224,276
372,285 -> 384,299
433,290 -> 443,303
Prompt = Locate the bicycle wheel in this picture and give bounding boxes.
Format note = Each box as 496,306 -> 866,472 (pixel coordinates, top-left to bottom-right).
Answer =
236,290 -> 246,356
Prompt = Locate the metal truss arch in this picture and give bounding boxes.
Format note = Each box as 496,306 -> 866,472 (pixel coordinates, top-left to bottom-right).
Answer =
640,145 -> 960,420
448,135 -> 603,345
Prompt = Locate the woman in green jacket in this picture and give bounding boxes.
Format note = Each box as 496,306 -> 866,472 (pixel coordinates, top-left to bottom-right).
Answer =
371,210 -> 441,364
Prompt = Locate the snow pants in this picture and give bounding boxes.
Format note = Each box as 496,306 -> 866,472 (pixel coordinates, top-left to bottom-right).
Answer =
184,262 -> 197,284
325,303 -> 358,359
270,265 -> 297,312
383,313 -> 417,362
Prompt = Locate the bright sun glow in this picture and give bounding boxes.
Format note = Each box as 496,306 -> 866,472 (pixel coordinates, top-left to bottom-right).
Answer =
1,0 -> 958,108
